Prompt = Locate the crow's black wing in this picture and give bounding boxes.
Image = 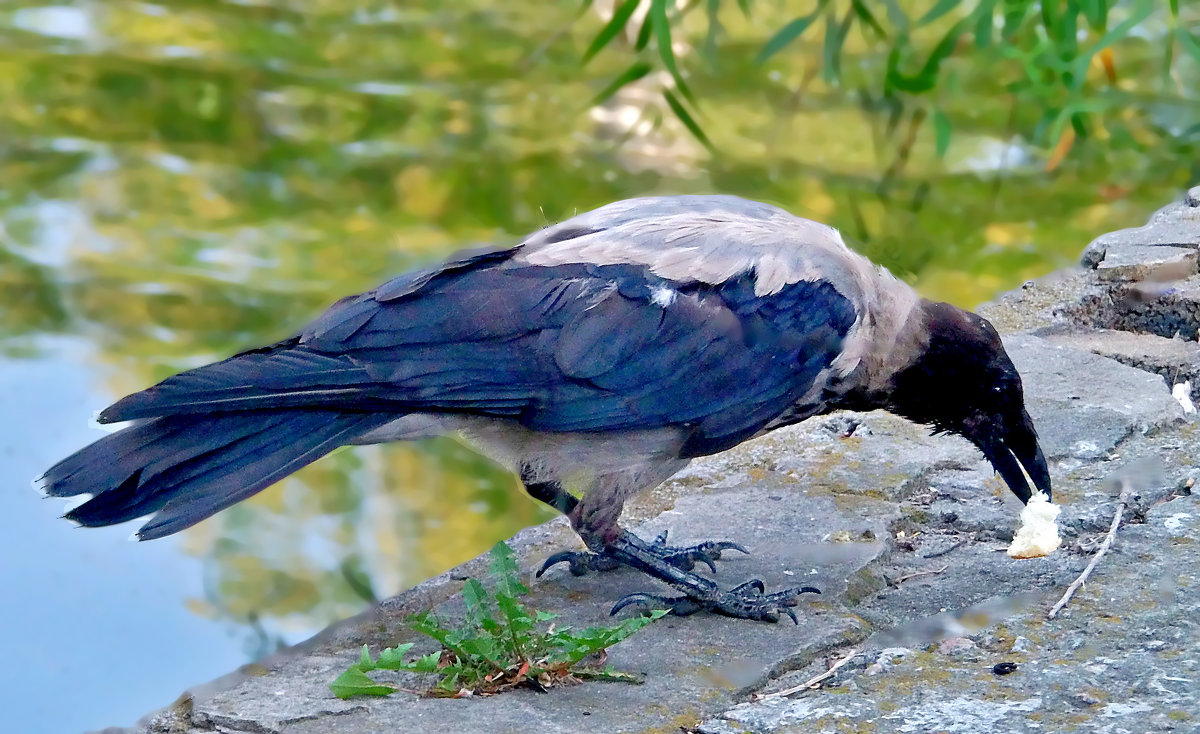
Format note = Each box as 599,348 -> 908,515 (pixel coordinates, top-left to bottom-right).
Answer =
101,251 -> 857,457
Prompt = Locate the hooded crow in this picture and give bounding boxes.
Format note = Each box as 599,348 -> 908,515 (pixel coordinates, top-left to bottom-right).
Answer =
40,195 -> 1051,622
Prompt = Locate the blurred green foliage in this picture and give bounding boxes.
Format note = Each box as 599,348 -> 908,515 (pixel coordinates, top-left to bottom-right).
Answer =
586,0 -> 1200,161
1,0 -> 1196,651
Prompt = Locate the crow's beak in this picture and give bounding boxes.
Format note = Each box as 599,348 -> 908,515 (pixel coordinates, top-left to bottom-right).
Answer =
982,410 -> 1052,504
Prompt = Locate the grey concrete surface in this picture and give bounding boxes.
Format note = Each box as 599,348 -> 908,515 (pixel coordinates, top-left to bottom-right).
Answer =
131,188 -> 1199,734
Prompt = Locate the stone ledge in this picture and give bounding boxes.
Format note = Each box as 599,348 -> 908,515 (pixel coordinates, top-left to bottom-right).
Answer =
1080,187 -> 1200,268
1033,325 -> 1200,385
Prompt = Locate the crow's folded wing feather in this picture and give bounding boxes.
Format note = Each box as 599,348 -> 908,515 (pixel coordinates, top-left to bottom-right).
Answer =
100,250 -> 856,457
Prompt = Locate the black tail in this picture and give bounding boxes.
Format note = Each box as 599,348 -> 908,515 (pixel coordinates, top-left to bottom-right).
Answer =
40,409 -> 393,540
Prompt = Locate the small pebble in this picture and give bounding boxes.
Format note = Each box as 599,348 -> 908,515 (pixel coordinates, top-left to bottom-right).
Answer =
992,662 -> 1018,675
1072,693 -> 1101,707
867,648 -> 913,674
1011,636 -> 1034,653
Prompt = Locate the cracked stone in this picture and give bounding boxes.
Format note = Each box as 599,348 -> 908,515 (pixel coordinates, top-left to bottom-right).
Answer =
1004,333 -> 1184,460
1065,275 -> 1200,343
1096,245 -> 1198,283
1081,192 -> 1200,269
1033,325 -> 1200,386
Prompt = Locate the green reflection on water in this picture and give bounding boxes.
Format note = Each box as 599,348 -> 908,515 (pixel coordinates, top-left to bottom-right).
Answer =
2,1 -> 1196,645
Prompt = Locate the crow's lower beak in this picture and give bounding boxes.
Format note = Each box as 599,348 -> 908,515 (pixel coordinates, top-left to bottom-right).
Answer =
984,410 -> 1052,504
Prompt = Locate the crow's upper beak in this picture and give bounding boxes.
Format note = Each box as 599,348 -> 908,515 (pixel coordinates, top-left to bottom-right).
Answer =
982,409 -> 1052,504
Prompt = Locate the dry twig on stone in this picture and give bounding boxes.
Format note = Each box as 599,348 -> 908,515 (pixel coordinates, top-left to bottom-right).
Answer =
891,564 -> 949,586
754,647 -> 861,700
922,538 -> 968,559
1047,484 -> 1135,619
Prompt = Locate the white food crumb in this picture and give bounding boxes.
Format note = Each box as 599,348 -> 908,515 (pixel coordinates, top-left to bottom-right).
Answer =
1172,381 -> 1196,414
1007,490 -> 1062,559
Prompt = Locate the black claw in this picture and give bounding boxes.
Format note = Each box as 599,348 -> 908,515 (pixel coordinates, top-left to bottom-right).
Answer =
715,542 -> 744,558
661,549 -> 717,574
659,539 -> 750,573
731,578 -> 766,595
608,593 -> 648,617
536,550 -> 620,577
701,540 -> 750,559
610,592 -> 702,618
536,550 -> 579,577
714,583 -> 820,623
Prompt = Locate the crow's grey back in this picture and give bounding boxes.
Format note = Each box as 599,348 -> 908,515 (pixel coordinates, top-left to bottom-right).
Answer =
516,195 -> 871,303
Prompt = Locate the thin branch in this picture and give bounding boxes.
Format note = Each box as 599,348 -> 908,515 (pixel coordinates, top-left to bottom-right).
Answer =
1047,485 -> 1134,619
891,564 -> 949,586
755,647 -> 861,700
922,538 -> 969,559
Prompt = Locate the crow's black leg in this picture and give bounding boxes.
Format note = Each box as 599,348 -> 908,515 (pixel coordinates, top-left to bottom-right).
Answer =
520,472 -> 623,574
519,472 -> 817,622
522,470 -> 745,576
520,472 -> 579,515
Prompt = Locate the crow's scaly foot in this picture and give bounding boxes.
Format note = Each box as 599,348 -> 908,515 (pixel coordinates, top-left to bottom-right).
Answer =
610,579 -> 820,623
537,530 -> 811,622
536,529 -> 747,578
536,549 -> 621,577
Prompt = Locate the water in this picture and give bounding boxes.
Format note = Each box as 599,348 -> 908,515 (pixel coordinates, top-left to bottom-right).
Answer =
0,2 -> 1195,731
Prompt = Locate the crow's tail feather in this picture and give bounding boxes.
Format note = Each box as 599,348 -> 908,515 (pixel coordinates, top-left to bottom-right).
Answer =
40,409 -> 394,540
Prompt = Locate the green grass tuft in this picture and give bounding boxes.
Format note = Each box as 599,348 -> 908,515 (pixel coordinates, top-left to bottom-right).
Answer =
331,541 -> 667,698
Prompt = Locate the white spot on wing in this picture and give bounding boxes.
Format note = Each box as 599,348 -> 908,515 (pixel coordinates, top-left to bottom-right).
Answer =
650,286 -> 676,307
91,410 -> 126,433
59,494 -> 93,515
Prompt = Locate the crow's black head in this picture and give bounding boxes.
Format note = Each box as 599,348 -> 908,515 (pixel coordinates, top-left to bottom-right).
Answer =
889,301 -> 1051,503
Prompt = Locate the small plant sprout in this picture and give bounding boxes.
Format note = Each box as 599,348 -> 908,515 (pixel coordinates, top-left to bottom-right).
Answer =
330,542 -> 667,698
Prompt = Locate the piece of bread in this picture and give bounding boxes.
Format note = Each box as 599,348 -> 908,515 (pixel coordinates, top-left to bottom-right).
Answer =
1007,491 -> 1062,559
